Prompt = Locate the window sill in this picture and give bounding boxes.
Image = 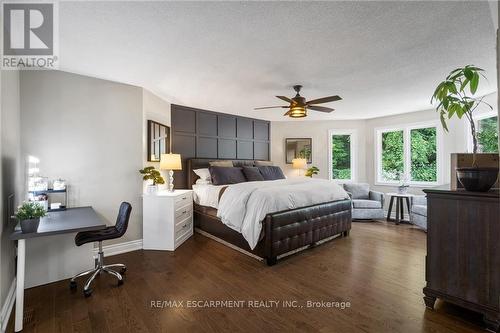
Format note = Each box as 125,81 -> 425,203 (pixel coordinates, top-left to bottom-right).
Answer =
374,182 -> 443,188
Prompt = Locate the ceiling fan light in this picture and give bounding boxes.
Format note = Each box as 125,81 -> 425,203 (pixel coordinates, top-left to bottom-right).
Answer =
289,106 -> 306,118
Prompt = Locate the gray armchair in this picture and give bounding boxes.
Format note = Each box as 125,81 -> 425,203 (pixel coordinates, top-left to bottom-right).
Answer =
343,183 -> 385,220
410,195 -> 427,231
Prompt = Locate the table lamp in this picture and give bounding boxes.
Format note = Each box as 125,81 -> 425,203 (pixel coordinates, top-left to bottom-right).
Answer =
292,158 -> 307,176
160,153 -> 182,192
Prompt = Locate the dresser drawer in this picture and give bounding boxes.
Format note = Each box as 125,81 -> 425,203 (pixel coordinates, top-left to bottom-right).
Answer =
175,217 -> 193,239
175,192 -> 192,207
175,205 -> 193,224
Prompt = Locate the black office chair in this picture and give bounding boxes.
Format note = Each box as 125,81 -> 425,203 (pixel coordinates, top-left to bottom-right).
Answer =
70,202 -> 132,297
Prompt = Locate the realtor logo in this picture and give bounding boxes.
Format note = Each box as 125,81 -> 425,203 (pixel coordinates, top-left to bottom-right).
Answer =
2,1 -> 59,69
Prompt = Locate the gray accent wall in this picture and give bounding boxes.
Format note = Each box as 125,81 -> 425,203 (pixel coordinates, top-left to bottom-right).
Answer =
171,104 -> 270,188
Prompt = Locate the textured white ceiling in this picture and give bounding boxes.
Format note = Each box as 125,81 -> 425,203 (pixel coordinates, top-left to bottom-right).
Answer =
59,1 -> 497,121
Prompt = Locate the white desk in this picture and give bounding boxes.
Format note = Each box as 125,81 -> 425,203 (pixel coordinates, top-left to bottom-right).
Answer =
10,207 -> 106,332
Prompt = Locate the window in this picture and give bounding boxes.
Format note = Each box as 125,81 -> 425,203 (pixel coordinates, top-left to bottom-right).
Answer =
477,115 -> 498,153
376,122 -> 441,185
329,130 -> 356,181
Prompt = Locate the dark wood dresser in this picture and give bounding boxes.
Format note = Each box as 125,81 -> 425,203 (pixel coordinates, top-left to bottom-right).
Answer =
423,186 -> 500,332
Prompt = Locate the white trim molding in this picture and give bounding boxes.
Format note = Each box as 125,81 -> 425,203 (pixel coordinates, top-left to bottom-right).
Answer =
0,278 -> 16,333
93,239 -> 143,257
328,129 -> 357,182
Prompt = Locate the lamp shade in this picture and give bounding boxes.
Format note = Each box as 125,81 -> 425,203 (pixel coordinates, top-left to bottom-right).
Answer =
292,158 -> 307,170
160,153 -> 182,170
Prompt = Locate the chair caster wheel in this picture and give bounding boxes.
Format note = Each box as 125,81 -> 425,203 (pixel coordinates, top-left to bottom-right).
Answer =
117,279 -> 124,286
120,267 -> 126,274
69,281 -> 77,290
83,289 -> 92,297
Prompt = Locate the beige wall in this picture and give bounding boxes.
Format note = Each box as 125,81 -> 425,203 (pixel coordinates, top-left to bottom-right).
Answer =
20,71 -> 144,244
271,120 -> 368,181
142,89 -> 172,191
271,93 -> 497,200
0,69 -> 23,319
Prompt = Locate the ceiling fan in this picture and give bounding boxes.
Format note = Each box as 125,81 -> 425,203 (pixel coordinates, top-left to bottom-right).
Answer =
254,85 -> 342,118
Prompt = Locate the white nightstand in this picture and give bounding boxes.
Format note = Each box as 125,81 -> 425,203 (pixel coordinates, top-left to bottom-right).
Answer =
142,189 -> 193,251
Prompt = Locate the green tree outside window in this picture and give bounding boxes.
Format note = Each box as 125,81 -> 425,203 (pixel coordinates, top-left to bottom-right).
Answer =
331,134 -> 351,179
477,116 -> 498,153
381,131 -> 404,181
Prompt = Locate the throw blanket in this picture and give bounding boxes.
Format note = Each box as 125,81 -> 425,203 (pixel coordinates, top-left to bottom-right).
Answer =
217,178 -> 349,249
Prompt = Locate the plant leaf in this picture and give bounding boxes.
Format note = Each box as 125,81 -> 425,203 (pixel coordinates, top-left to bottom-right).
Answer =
464,68 -> 473,80
470,72 -> 479,94
440,112 -> 449,132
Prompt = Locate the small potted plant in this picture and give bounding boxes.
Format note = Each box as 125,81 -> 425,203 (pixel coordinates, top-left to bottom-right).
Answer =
432,65 -> 499,191
305,166 -> 319,178
139,166 -> 165,193
15,201 -> 46,233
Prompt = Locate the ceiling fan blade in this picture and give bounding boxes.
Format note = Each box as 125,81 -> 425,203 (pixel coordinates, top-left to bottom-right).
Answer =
308,105 -> 335,113
306,95 -> 342,105
276,96 -> 293,103
254,106 -> 288,110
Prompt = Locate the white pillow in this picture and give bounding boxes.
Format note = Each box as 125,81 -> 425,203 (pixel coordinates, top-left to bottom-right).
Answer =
194,168 -> 211,181
195,179 -> 212,185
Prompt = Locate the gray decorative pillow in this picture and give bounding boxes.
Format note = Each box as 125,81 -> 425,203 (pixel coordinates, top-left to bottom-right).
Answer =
257,166 -> 285,181
343,183 -> 370,200
255,160 -> 273,166
209,160 -> 234,167
242,167 -> 265,182
209,166 -> 246,185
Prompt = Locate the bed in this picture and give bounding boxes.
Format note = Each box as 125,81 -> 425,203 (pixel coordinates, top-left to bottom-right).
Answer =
188,159 -> 352,265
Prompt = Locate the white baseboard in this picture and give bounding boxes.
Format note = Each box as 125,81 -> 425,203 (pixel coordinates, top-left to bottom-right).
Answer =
0,278 -> 16,333
93,239 -> 143,257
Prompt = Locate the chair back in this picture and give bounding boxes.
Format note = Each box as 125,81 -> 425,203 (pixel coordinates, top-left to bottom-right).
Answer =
115,202 -> 132,236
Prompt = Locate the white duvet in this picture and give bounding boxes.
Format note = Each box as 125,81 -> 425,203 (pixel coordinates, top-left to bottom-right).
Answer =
217,178 -> 349,249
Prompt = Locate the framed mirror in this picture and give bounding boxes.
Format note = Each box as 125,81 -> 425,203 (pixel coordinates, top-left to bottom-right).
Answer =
285,138 -> 312,164
147,120 -> 170,162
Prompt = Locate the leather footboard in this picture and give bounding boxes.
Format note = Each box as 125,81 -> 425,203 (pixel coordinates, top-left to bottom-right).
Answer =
194,199 -> 352,265
264,199 -> 352,264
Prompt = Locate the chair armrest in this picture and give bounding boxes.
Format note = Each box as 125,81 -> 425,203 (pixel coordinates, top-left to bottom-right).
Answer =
369,191 -> 385,206
345,191 -> 353,199
411,195 -> 427,206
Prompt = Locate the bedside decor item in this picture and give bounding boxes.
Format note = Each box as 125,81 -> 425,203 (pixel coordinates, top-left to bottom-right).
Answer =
432,65 -> 499,191
286,138 -> 312,163
139,166 -> 165,193
147,120 -> 170,162
15,201 -> 47,233
397,173 -> 409,194
160,153 -> 182,192
52,179 -> 66,190
292,158 -> 308,176
305,166 -> 319,178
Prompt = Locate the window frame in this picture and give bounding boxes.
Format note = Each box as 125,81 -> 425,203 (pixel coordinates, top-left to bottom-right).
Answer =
466,110 -> 498,153
375,121 -> 443,187
328,129 -> 357,182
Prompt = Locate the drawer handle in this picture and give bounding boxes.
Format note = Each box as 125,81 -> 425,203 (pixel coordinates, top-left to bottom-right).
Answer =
182,210 -> 187,214
182,197 -> 187,200
182,224 -> 188,229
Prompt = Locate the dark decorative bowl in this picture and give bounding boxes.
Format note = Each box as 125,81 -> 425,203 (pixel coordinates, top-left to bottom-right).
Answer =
456,167 -> 499,192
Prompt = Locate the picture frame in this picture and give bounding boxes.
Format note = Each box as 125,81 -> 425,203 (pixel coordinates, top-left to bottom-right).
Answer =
147,120 -> 170,162
285,138 -> 312,164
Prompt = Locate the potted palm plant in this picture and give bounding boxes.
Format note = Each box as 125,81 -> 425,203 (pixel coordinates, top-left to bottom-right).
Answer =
15,201 -> 47,233
432,65 -> 499,191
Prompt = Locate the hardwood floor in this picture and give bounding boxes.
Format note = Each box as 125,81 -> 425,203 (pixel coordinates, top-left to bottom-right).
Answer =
8,221 -> 487,333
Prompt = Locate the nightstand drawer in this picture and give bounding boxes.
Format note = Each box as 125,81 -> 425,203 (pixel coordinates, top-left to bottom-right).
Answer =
175,205 -> 192,223
175,217 -> 193,239
175,192 -> 192,207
